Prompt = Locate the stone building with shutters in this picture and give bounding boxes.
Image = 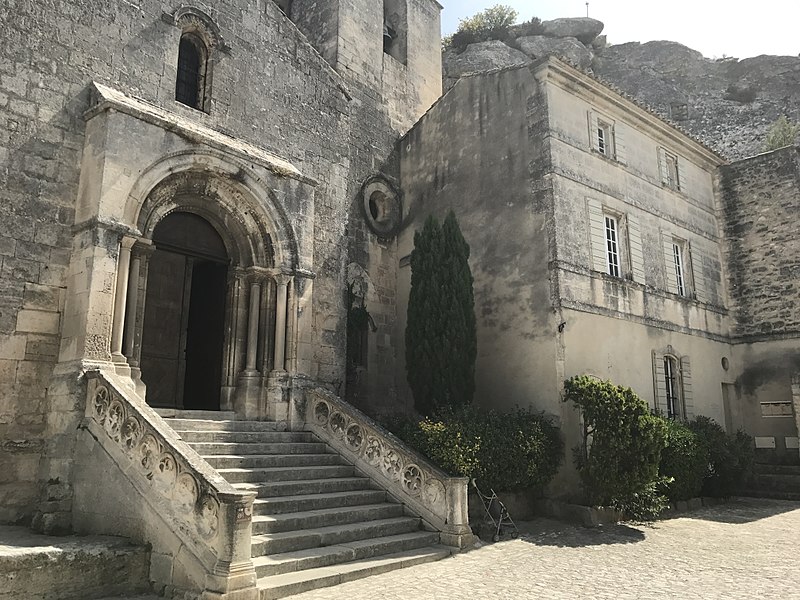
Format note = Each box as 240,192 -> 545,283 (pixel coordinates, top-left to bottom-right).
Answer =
383,57 -> 800,488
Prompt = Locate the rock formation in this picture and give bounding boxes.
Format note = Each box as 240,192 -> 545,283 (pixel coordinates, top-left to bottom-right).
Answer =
442,17 -> 800,160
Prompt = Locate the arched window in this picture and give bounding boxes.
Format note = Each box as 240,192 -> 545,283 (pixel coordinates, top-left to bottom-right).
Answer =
175,33 -> 208,110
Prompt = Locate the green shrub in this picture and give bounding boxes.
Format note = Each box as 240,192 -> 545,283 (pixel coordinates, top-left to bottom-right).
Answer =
389,406 -> 563,492
511,17 -> 545,38
445,5 -> 519,53
688,416 -> 754,497
659,419 -> 708,501
763,115 -> 800,151
563,376 -> 668,519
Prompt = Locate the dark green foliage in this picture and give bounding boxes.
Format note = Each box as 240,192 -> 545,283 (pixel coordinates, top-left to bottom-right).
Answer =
724,83 -> 757,103
659,419 -> 708,501
563,376 -> 668,519
445,4 -> 519,52
763,115 -> 800,151
512,17 -> 545,38
688,416 -> 754,497
389,406 -> 563,492
405,212 -> 477,416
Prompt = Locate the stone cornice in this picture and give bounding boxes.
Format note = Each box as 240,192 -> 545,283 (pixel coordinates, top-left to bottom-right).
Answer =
532,57 -> 727,168
84,82 -> 318,187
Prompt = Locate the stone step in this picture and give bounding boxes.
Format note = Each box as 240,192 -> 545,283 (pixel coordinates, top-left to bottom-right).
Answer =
751,473 -> 800,493
740,489 -> 800,501
204,454 -> 345,470
218,465 -> 355,484
257,546 -> 451,600
162,418 -> 283,432
252,503 -> 405,535
754,463 -> 800,476
234,477 -> 374,498
154,408 -> 236,420
252,490 -> 388,515
0,526 -> 150,600
251,531 -> 441,578
176,430 -> 315,443
189,441 -> 330,455
251,517 -> 422,555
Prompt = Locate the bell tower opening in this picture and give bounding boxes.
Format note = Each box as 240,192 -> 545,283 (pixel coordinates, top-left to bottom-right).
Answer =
139,212 -> 229,410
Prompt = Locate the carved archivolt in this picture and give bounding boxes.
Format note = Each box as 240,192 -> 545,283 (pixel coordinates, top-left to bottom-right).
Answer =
91,384 -> 220,541
310,397 -> 444,501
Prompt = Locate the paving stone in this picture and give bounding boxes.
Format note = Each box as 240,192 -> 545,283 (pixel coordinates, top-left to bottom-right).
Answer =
291,498 -> 800,599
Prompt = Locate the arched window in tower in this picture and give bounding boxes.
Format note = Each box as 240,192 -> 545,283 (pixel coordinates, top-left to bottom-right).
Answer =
175,33 -> 209,110
383,0 -> 408,64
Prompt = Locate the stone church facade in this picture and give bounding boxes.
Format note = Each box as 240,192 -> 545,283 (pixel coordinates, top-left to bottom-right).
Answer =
0,0 -> 798,596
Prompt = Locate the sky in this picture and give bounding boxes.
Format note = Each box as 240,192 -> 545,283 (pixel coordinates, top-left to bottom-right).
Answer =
440,1 -> 800,59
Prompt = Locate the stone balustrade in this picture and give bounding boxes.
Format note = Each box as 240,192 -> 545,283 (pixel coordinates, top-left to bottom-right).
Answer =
83,370 -> 258,599
304,387 -> 474,548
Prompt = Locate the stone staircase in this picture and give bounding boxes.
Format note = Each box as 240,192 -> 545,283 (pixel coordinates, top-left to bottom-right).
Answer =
160,410 -> 452,599
742,463 -> 800,501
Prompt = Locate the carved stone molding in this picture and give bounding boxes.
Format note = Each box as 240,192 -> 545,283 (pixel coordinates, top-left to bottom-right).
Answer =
305,388 -> 473,548
91,382 -> 221,541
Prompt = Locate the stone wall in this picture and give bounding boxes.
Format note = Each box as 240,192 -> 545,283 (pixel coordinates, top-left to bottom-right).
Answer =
721,146 -> 800,339
0,0 -> 418,525
396,65 -> 560,418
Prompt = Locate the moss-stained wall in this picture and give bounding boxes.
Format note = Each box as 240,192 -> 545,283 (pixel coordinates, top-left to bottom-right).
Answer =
396,66 -> 560,420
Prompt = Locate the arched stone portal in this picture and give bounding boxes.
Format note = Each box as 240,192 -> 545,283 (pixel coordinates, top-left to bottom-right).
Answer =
107,164 -> 308,421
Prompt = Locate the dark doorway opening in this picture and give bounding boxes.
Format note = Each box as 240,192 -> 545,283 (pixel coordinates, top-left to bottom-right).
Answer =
139,212 -> 229,410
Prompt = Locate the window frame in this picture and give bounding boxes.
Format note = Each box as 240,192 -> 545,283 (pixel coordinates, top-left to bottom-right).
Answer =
604,214 -> 621,277
653,348 -> 693,422
659,147 -> 682,192
663,354 -> 684,420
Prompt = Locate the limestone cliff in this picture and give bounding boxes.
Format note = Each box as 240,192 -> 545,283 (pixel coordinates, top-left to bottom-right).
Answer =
442,18 -> 800,160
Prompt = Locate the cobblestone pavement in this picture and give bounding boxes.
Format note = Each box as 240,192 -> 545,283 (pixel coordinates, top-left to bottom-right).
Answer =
292,498 -> 800,599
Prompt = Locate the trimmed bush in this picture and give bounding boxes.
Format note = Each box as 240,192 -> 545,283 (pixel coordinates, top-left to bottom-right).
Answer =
563,376 -> 668,519
659,419 -> 708,501
389,406 -> 563,492
688,416 -> 754,497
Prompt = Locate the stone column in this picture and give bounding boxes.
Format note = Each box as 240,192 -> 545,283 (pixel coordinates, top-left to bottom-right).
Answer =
111,236 -> 136,367
792,375 -> 800,460
244,281 -> 261,376
273,275 -> 290,373
122,251 -> 141,359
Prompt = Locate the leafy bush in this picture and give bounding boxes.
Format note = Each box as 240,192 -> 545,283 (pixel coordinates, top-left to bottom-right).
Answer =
445,5 -> 519,53
563,376 -> 668,519
763,115 -> 800,151
688,416 -> 754,497
659,419 -> 708,501
511,17 -> 545,38
389,406 -> 563,492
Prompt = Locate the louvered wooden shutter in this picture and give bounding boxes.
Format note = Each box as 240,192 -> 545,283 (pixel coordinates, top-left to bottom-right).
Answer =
652,351 -> 668,416
614,123 -> 627,164
587,199 -> 607,272
662,234 -> 679,294
588,111 -> 599,151
627,213 -> 645,284
658,147 -> 669,185
689,242 -> 707,302
680,355 -> 694,419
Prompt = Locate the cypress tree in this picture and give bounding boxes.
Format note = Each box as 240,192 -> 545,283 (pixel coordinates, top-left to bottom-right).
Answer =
405,211 -> 476,415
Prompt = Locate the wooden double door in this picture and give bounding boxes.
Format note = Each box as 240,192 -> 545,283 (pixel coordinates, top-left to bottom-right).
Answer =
140,213 -> 228,410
